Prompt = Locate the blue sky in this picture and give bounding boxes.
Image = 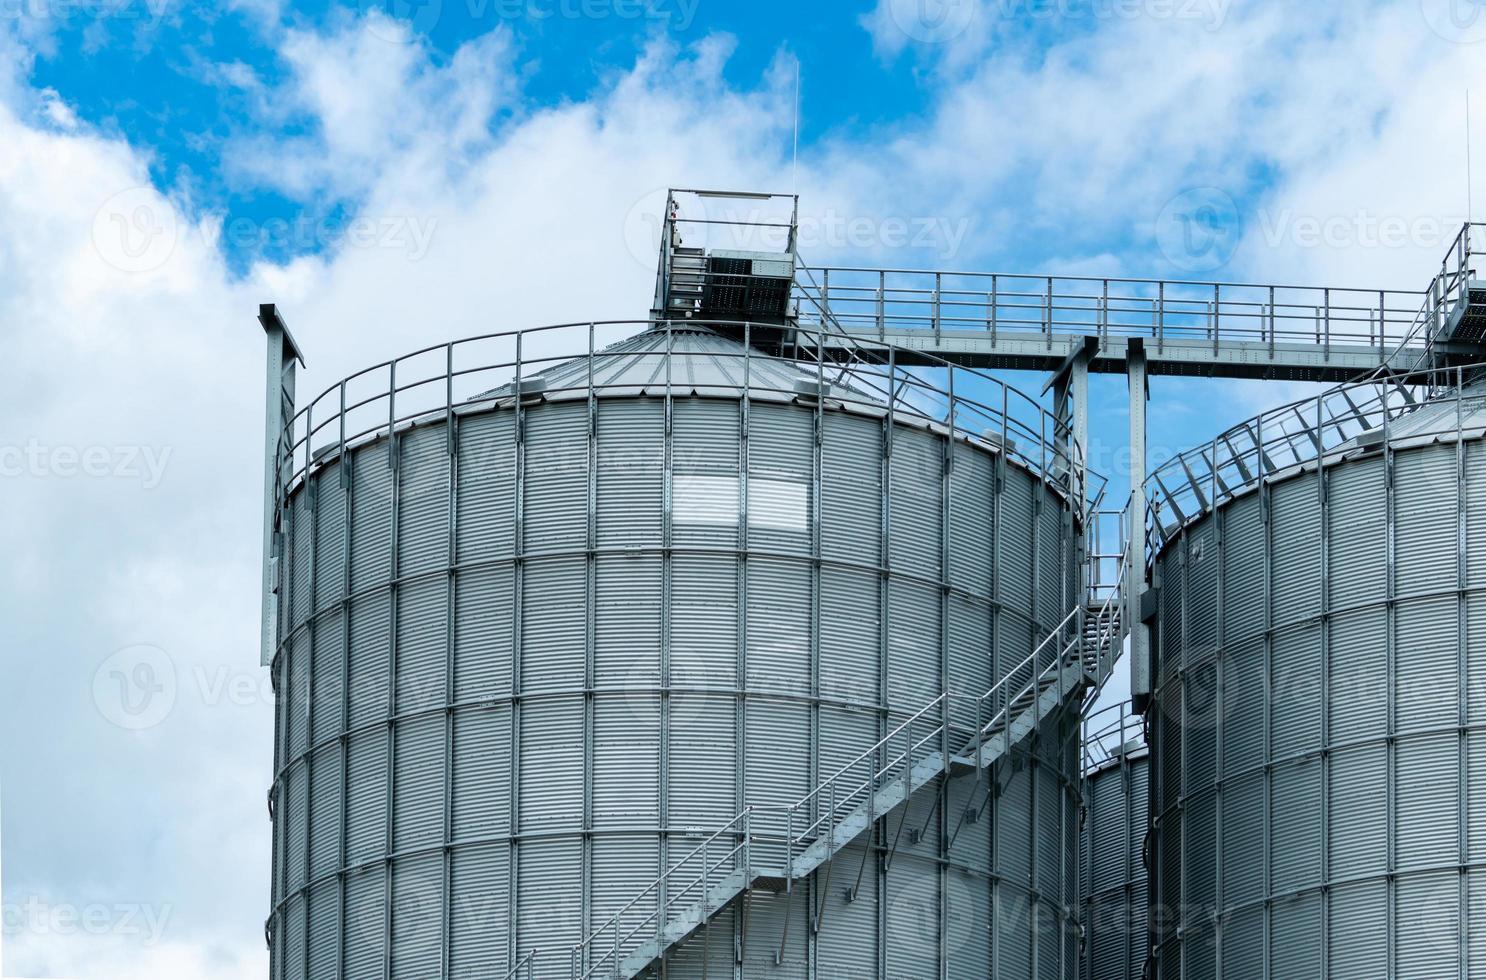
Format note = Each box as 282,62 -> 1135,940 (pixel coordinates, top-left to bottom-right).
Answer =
2,0 -> 1485,976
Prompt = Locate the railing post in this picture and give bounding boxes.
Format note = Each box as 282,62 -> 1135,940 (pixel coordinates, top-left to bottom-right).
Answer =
1324,288 -> 1331,358
785,808 -> 795,891
744,808 -> 752,883
1212,283 -> 1221,353
1157,281 -> 1166,351
1101,279 -> 1109,343
933,271 -> 942,343
975,695 -> 983,778
1268,286 -> 1277,357
990,275 -> 999,343
877,270 -> 886,341
1378,289 -> 1387,361
1045,275 -> 1054,348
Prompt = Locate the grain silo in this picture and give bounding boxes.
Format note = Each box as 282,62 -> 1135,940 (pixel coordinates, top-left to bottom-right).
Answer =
1080,702 -> 1149,980
1142,369 -> 1486,978
258,296 -> 1108,978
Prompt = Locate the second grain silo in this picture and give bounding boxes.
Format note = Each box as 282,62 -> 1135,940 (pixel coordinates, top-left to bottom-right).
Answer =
1143,371 -> 1486,979
1081,702 -> 1149,980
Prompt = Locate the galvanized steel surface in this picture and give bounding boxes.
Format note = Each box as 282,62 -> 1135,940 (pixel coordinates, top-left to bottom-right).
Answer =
1147,383 -> 1486,978
265,324 -> 1087,979
1081,703 -> 1149,980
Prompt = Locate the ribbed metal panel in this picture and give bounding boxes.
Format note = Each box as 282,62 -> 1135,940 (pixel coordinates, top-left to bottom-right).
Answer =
1082,748 -> 1148,980
268,328 -> 1080,979
390,851 -> 443,980
1149,406 -> 1486,979
305,880 -> 338,980
448,842 -> 509,976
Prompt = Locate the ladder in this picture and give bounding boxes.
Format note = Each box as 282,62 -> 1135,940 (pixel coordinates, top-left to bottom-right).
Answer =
666,246 -> 707,316
569,551 -> 1127,979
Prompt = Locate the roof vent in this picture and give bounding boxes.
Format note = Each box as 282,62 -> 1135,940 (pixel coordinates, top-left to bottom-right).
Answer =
982,430 -> 1018,454
794,378 -> 833,400
1353,428 -> 1386,450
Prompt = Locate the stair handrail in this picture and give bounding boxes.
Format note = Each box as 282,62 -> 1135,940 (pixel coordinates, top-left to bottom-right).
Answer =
570,599 -> 1099,978
503,950 -> 537,980
570,808 -> 754,979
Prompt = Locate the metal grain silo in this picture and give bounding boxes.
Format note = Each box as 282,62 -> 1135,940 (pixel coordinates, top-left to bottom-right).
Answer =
1143,370 -> 1486,979
259,316 -> 1099,980
1080,702 -> 1149,980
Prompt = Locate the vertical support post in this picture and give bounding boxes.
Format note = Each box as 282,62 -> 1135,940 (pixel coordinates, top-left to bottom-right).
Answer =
1128,340 -> 1152,711
259,304 -> 304,667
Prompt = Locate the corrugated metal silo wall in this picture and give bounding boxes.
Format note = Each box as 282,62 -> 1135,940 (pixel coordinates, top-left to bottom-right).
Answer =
1148,431 -> 1486,978
266,385 -> 1082,979
1081,749 -> 1149,980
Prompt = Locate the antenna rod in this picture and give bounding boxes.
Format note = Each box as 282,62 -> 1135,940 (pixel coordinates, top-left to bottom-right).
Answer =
1468,90 -> 1474,224
792,58 -> 801,195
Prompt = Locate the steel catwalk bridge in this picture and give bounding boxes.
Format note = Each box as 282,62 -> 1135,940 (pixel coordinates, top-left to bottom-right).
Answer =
652,190 -> 1485,707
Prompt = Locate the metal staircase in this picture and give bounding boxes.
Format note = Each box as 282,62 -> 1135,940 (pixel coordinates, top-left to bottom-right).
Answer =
665,246 -> 706,317
569,549 -> 1128,979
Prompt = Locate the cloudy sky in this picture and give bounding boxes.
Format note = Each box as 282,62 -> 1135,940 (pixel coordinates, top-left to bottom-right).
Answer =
1,0 -> 1484,976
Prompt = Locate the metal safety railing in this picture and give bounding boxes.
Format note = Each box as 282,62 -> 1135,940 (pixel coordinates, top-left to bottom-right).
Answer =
788,264 -> 1427,358
271,318 -> 1105,525
503,950 -> 537,980
568,534 -> 1131,979
1384,222 -> 1484,372
1081,700 -> 1146,776
1145,361 -> 1486,556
